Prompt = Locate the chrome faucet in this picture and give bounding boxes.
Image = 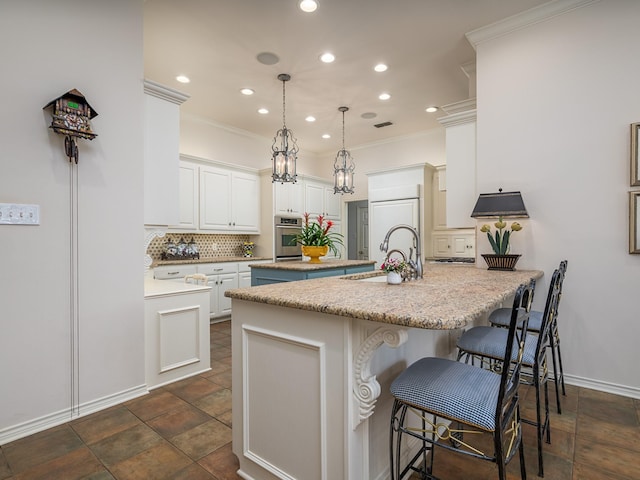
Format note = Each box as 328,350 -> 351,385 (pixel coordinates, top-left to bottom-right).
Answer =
380,224 -> 423,279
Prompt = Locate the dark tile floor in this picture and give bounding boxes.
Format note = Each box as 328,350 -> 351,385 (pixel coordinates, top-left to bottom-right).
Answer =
1,320 -> 639,479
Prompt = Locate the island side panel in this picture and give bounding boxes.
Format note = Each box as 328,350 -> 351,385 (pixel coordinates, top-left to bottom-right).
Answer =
232,300 -> 349,480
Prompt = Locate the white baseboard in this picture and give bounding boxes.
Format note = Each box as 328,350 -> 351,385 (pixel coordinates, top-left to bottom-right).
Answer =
565,374 -> 640,400
0,384 -> 148,446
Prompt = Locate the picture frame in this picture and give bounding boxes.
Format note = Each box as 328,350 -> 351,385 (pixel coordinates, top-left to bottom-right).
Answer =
630,192 -> 640,254
631,122 -> 640,186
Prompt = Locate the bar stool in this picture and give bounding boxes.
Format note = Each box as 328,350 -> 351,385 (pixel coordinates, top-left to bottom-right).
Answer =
456,269 -> 563,477
487,260 -> 567,414
389,282 -> 534,480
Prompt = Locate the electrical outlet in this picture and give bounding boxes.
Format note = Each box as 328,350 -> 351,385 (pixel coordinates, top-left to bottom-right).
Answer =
0,203 -> 40,225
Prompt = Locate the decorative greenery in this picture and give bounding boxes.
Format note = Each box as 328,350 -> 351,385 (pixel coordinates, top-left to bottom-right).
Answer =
292,213 -> 344,256
480,216 -> 523,255
380,257 -> 407,273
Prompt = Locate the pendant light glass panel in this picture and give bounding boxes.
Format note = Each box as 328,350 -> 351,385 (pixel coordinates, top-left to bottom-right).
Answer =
334,106 -> 355,194
271,74 -> 298,183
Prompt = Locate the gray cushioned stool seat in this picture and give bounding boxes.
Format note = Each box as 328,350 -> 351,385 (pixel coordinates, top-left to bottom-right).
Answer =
390,357 -> 501,431
456,326 -> 538,366
490,308 -> 543,332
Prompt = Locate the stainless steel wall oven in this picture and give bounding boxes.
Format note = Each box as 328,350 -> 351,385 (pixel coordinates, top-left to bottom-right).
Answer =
274,216 -> 303,261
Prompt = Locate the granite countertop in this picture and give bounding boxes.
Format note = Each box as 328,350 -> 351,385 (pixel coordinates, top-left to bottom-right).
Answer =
250,259 -> 377,271
152,256 -> 272,267
225,264 -> 543,330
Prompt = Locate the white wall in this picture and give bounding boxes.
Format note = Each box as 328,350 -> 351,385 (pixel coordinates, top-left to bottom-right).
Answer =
0,1 -> 145,442
475,0 -> 640,394
318,130 -> 446,202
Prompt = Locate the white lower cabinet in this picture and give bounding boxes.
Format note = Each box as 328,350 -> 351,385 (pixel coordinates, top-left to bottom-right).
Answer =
431,232 -> 475,258
197,263 -> 238,321
144,287 -> 211,389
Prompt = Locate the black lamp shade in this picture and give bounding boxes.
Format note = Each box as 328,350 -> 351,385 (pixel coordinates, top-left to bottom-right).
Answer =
470,191 -> 529,218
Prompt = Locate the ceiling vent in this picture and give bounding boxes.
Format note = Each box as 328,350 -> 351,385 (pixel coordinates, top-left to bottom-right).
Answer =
374,121 -> 393,128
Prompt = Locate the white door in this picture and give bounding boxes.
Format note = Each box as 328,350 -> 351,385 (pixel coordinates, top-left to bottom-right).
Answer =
369,198 -> 419,268
356,205 -> 369,260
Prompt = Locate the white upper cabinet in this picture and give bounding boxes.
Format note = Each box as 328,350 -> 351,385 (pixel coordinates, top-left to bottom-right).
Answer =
200,165 -> 259,233
230,171 -> 260,231
274,181 -> 303,216
143,80 -> 189,226
173,156 -> 260,233
200,166 -> 231,230
177,161 -> 199,230
304,179 -> 340,220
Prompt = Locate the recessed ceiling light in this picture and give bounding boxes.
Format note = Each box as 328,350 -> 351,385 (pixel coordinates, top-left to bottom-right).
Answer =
241,88 -> 254,95
256,52 -> 280,65
361,112 -> 377,119
305,116 -> 316,122
425,106 -> 438,113
258,108 -> 269,115
320,52 -> 335,63
374,63 -> 388,73
322,134 -> 331,139
176,75 -> 190,83
299,0 -> 318,13
379,93 -> 391,100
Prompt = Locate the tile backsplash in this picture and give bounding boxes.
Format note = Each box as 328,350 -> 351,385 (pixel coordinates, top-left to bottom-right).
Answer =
147,233 -> 252,260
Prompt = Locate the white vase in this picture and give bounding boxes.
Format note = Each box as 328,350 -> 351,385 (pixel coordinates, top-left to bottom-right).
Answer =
387,271 -> 402,284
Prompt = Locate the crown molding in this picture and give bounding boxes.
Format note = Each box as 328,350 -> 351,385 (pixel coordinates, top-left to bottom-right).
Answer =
143,79 -> 190,105
466,0 -> 600,48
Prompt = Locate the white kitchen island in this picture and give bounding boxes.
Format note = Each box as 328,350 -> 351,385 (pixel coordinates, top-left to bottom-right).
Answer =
225,264 -> 543,480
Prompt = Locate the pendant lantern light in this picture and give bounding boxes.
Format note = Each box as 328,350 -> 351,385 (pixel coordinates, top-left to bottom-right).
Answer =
271,73 -> 298,183
333,106 -> 355,194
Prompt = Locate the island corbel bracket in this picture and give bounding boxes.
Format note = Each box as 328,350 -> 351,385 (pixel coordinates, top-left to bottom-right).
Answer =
353,326 -> 408,429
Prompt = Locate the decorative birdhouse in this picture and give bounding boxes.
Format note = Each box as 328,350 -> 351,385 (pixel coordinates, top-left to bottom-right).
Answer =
43,89 -> 98,163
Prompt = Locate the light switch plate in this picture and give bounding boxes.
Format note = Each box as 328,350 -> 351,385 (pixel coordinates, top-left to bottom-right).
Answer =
0,203 -> 40,225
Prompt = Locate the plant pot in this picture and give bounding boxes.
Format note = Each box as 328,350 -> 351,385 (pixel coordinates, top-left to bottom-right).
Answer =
387,271 -> 403,284
482,254 -> 521,271
301,245 -> 329,264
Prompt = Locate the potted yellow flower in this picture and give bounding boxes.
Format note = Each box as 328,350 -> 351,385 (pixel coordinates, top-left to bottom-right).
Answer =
480,216 -> 523,270
292,213 -> 344,263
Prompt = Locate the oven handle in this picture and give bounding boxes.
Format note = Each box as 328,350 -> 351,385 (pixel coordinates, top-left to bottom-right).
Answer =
275,225 -> 301,230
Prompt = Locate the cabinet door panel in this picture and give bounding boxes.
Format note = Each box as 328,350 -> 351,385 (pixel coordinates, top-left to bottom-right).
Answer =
452,236 -> 467,255
200,167 -> 230,230
232,173 -> 259,231
218,273 -> 238,316
433,236 -> 451,257
305,182 -> 324,216
324,187 -> 341,219
177,162 -> 198,229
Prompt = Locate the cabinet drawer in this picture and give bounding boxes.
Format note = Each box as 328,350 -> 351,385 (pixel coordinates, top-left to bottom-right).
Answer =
197,262 -> 238,275
154,265 -> 198,280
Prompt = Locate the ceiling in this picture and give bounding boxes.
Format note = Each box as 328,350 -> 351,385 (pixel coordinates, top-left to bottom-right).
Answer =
143,0 -> 549,155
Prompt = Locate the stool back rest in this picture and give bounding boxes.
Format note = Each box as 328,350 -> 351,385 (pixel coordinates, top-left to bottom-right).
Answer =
496,282 -> 534,423
535,268 -> 563,364
556,259 -> 568,314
